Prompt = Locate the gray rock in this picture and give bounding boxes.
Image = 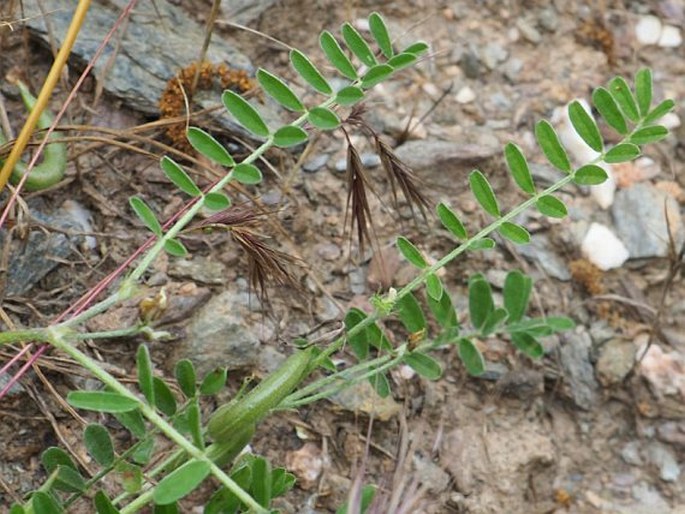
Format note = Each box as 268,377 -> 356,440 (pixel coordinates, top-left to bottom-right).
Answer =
559,329 -> 599,409
175,290 -> 261,376
168,255 -> 226,285
394,133 -> 500,174
302,154 -> 329,173
538,8 -> 559,32
334,157 -> 347,173
630,482 -> 671,513
459,49 -> 481,79
0,204 -> 93,296
657,421 -> 685,447
517,234 -> 571,281
480,42 -> 508,70
22,0 -> 281,136
612,183 -> 685,259
503,57 -> 524,82
223,0 -> 277,25
620,441 -> 644,466
361,152 -> 381,168
595,338 -> 635,385
413,453 -> 450,493
646,442 -> 681,482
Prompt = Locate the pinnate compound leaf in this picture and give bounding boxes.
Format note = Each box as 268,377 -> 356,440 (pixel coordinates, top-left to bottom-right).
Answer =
635,68 -> 652,116
160,156 -> 201,197
232,163 -> 263,184
504,142 -> 535,194
369,12 -> 393,58
153,377 -> 177,416
307,107 -> 340,130
535,120 -> 571,172
116,461 -> 143,493
469,170 -> 500,216
567,100 -> 603,152
458,338 -> 485,376
153,503 -> 179,513
129,197 -> 162,236
10,505 -> 26,514
574,164 -> 608,185
186,127 -> 235,166
175,359 -> 196,398
630,125 -> 669,145
592,87 -> 628,135
403,352 -> 442,380
290,49 -> 332,95
511,332 -> 544,358
94,491 -> 120,514
222,90 -> 270,137
200,368 -> 227,396
136,344 -> 155,407
31,492 -> 62,514
341,22 -> 377,67
536,195 -> 568,218
256,69 -> 305,112
84,424 -> 114,467
609,76 -> 640,122
203,192 -> 231,210
42,447 -> 77,473
272,468 -> 297,498
498,222 -> 530,245
604,143 -> 641,163
335,85 -> 364,105
643,99 -> 676,125
469,274 -> 494,331
68,391 -> 140,413
396,292 -> 426,333
402,41 -> 429,55
164,238 -> 188,257
503,270 -> 532,323
436,202 -> 467,239
361,64 -> 394,88
387,52 -> 417,70
273,125 -> 308,147
154,460 -> 211,505
425,273 -> 443,301
396,236 -> 427,268
319,31 -> 357,80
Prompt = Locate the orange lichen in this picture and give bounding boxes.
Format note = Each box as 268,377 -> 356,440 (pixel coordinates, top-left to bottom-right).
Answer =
569,258 -> 604,296
159,61 -> 254,152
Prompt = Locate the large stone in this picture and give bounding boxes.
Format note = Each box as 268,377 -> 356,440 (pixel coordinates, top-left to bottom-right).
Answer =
174,290 -> 261,377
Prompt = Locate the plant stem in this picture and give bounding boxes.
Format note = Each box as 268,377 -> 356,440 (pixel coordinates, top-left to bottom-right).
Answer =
49,334 -> 267,513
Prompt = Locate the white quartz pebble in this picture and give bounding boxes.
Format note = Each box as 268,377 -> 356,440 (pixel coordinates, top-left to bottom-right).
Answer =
581,223 -> 630,270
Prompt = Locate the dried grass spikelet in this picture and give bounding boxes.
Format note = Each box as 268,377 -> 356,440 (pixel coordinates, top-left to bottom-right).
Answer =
339,105 -> 432,254
192,205 -> 301,302
343,129 -> 377,255
158,61 -> 254,152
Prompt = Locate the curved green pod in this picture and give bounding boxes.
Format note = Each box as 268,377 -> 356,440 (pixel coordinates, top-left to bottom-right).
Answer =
207,348 -> 315,443
0,81 -> 67,191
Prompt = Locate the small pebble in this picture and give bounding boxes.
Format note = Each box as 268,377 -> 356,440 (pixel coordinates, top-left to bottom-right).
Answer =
657,24 -> 682,46
538,8 -> 559,32
581,223 -> 629,270
459,49 -> 481,79
361,152 -> 381,168
303,153 -> 328,173
480,42 -> 508,70
635,15 -> 663,45
660,112 -> 681,129
455,86 -> 476,104
516,18 -> 542,44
